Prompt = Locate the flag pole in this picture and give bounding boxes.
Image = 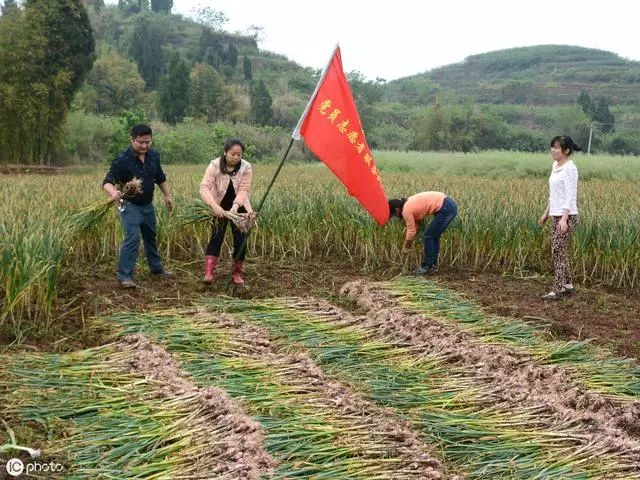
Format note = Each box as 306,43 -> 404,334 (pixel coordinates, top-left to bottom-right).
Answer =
236,137 -> 294,259
255,137 -> 295,213
237,44 -> 340,260
255,42 -> 338,211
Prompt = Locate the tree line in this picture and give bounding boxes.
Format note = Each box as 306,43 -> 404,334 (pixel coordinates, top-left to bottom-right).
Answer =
0,0 -> 277,165
2,1 -> 638,166
0,0 -> 94,165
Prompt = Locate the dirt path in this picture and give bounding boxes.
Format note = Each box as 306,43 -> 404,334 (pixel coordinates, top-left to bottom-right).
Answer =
22,259 -> 640,363
437,269 -> 640,359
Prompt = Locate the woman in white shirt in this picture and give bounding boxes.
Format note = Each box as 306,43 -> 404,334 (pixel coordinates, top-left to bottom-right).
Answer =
538,136 -> 581,300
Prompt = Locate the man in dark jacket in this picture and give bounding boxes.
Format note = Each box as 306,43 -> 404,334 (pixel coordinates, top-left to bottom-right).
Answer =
103,124 -> 174,288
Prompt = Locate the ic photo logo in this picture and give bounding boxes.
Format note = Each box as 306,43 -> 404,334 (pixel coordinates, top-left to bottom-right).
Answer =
5,458 -> 23,477
4,457 -> 65,477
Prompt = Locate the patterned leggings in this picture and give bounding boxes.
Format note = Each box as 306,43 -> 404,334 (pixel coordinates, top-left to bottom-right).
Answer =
551,215 -> 578,292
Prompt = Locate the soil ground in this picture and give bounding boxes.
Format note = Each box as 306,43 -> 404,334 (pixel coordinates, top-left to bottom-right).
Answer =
0,164 -> 65,175
2,259 -> 639,360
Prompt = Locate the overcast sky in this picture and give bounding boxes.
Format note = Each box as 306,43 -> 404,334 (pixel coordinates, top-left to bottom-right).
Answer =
108,0 -> 639,81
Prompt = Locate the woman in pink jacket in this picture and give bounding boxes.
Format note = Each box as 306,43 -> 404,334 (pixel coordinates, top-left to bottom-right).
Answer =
199,138 -> 253,285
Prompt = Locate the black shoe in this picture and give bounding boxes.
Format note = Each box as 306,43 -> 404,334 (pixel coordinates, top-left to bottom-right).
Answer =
152,270 -> 174,278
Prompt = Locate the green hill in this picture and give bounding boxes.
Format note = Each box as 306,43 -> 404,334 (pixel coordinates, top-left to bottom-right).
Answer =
385,45 -> 640,106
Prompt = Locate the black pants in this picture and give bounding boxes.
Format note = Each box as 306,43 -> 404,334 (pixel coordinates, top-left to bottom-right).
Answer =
205,218 -> 247,261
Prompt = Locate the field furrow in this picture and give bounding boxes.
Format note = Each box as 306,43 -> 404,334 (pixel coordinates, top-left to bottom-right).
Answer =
1,338 -> 273,479
110,310 -> 455,479
197,297 -> 640,478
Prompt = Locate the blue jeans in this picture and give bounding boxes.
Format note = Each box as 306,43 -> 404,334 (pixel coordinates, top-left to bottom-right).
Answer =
422,197 -> 458,268
117,202 -> 163,281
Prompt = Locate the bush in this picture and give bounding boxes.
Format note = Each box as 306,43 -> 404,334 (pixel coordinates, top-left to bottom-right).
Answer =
153,119 -> 308,164
58,113 -> 321,166
368,123 -> 413,151
502,127 -> 547,152
153,119 -> 225,164
605,134 -> 640,155
58,111 -> 119,164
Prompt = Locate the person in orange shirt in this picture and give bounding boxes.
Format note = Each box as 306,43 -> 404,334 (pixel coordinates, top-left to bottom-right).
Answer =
388,192 -> 458,275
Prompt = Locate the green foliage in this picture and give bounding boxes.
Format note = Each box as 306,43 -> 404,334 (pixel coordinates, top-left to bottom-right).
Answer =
157,52 -> 190,124
1,0 -> 18,15
31,0 -> 95,97
499,79 -> 542,104
128,11 -> 171,89
383,76 -> 441,105
410,100 -> 479,152
286,66 -> 317,92
197,28 -> 223,68
150,0 -> 172,13
0,0 -> 95,165
271,93 -> 304,129
347,71 -> 385,134
552,105 -> 592,148
593,97 -> 615,133
604,134 -> 640,155
56,112 -> 308,165
577,91 -> 594,117
243,55 -> 252,81
194,31 -> 246,81
409,100 -> 550,153
7,3 -> 638,160
250,79 -> 273,126
224,43 -> 238,68
368,122 -> 413,151
152,119 -> 225,164
375,150 -> 640,181
576,92 -> 616,135
501,127 -> 547,152
391,45 -> 640,107
117,0 -> 148,15
152,119 -> 306,164
59,110 -> 119,164
85,49 -> 146,114
108,108 -> 148,159
187,63 -> 232,122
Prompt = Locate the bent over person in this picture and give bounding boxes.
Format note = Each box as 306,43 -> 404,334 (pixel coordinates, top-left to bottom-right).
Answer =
199,138 -> 253,286
388,192 -> 458,275
103,124 -> 173,288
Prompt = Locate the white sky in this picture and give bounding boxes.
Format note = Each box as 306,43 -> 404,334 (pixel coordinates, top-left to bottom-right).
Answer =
109,0 -> 639,81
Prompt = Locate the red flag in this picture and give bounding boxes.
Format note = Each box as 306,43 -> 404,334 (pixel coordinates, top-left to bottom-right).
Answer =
292,46 -> 388,226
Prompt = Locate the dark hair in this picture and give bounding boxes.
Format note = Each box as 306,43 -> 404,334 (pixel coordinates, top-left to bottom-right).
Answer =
220,138 -> 245,176
223,138 -> 245,154
388,198 -> 407,218
550,135 -> 582,156
130,124 -> 152,138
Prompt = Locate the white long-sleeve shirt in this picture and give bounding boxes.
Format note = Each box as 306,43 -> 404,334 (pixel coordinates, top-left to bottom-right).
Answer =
549,160 -> 579,216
